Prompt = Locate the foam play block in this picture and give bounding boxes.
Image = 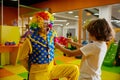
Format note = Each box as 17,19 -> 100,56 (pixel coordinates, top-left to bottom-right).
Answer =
103,43 -> 118,67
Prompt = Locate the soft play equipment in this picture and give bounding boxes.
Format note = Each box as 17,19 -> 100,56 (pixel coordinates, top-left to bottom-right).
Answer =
82,40 -> 88,46
0,65 -> 3,68
103,42 -> 118,67
115,40 -> 120,66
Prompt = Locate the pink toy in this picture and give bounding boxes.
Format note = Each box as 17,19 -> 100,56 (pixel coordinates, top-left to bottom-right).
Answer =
54,37 -> 60,43
54,36 -> 68,46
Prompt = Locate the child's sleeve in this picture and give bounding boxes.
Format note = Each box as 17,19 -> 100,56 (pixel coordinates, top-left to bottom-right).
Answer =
80,43 -> 99,56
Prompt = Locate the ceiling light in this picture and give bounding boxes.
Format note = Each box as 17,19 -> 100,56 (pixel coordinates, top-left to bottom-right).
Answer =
66,23 -> 69,25
11,0 -> 18,1
68,11 -> 73,14
111,20 -> 117,22
111,20 -> 120,23
94,13 -> 99,16
116,20 -> 120,23
74,16 -> 78,18
52,13 -> 56,15
30,17 -> 32,20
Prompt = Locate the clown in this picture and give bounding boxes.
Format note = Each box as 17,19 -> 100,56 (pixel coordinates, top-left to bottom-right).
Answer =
20,11 -> 79,80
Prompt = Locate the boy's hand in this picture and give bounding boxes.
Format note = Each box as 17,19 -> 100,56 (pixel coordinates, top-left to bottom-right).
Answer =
67,38 -> 73,43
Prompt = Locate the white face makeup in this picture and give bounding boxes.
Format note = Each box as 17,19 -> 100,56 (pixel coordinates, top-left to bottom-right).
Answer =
39,21 -> 50,34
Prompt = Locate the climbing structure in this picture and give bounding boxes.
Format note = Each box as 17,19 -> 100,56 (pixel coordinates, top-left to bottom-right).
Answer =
103,42 -> 118,66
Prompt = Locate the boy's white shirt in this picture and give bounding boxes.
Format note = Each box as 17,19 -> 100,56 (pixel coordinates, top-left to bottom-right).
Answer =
79,41 -> 107,80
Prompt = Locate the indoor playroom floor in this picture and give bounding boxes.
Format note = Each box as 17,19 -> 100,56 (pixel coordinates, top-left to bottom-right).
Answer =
0,49 -> 120,80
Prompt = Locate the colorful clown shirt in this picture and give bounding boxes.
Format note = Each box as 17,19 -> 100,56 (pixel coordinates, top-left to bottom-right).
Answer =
28,30 -> 57,64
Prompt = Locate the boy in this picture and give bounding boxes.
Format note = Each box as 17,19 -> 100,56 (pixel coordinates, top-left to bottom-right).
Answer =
55,18 -> 114,80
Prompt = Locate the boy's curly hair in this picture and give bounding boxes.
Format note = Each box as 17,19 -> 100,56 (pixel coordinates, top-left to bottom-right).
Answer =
87,18 -> 113,42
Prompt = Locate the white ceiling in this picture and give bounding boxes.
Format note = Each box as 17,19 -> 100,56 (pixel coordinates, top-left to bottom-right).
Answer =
53,4 -> 120,27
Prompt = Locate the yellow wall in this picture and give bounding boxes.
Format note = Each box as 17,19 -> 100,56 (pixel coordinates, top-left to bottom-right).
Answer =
0,26 -> 1,43
1,26 -> 20,44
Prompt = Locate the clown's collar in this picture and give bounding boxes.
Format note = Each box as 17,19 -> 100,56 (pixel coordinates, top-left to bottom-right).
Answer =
38,32 -> 47,40
38,29 -> 51,40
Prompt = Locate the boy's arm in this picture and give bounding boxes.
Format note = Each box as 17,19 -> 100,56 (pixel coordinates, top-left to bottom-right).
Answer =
55,42 -> 82,57
69,41 -> 82,48
67,39 -> 82,48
